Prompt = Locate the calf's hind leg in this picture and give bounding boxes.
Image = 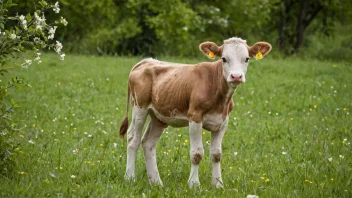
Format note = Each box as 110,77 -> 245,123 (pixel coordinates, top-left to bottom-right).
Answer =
125,106 -> 148,181
141,113 -> 166,186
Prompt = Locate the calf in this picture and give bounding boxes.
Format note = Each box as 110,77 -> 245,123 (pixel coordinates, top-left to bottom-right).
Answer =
120,37 -> 272,188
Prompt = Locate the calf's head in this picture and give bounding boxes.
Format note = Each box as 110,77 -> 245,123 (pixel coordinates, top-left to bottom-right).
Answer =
200,37 -> 272,88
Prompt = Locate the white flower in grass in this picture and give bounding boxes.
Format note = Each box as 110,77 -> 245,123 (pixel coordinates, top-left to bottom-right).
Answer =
33,37 -> 41,43
339,155 -> 344,159
247,195 -> 259,198
9,33 -> 16,39
113,143 -> 118,148
282,151 -> 287,155
328,157 -> 333,162
28,139 -> 35,144
53,1 -> 60,13
70,175 -> 76,179
60,53 -> 65,60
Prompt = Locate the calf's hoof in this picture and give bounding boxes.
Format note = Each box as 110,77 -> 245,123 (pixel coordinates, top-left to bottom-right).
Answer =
124,173 -> 135,182
188,180 -> 201,189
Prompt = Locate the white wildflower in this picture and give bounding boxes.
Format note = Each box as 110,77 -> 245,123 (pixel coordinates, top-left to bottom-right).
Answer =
328,157 -> 333,162
234,152 -> 238,157
28,139 -> 35,144
60,53 -> 65,60
282,151 -> 287,155
247,195 -> 259,198
53,1 -> 60,13
113,143 -> 118,148
339,155 -> 344,159
70,175 -> 76,179
9,33 -> 16,39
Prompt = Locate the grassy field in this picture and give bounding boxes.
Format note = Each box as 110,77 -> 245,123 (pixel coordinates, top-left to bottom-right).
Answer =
0,53 -> 351,197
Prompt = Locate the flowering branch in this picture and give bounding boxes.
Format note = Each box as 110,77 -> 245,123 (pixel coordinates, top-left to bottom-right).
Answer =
0,0 -> 68,68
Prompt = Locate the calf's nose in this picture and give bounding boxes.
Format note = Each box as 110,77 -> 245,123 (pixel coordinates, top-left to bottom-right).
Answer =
230,74 -> 243,82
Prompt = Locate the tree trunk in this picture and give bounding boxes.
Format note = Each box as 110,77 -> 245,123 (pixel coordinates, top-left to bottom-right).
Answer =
295,1 -> 308,53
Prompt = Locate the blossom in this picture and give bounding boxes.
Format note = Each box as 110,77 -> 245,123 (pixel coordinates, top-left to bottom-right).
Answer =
19,15 -> 27,29
282,151 -> 287,155
28,139 -> 35,144
33,37 -> 41,43
55,41 -> 63,53
9,33 -> 16,39
339,155 -> 344,159
19,15 -> 25,21
328,157 -> 333,162
70,175 -> 76,179
53,2 -> 60,13
21,60 -> 32,68
48,26 -> 57,40
60,53 -> 65,60
60,17 -> 68,26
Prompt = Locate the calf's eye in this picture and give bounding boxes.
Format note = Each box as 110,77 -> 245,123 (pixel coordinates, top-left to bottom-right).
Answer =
245,58 -> 249,63
221,57 -> 227,63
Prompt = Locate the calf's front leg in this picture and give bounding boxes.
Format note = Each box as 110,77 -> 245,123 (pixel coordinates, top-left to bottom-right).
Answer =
188,121 -> 204,188
210,117 -> 228,188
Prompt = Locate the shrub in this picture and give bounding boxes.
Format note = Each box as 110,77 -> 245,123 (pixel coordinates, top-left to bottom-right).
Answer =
0,0 -> 66,175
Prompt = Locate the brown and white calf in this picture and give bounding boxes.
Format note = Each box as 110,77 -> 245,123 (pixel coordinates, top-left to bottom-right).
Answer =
120,37 -> 272,188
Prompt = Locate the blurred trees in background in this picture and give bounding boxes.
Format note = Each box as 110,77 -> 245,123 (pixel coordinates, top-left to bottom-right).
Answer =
10,0 -> 352,60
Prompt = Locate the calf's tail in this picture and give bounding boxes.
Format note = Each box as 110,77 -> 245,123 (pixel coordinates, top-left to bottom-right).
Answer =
119,82 -> 130,138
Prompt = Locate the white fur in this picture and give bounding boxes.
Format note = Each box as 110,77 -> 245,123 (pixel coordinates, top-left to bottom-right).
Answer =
125,106 -> 148,181
210,117 -> 228,188
141,116 -> 165,186
188,121 -> 204,188
222,38 -> 249,87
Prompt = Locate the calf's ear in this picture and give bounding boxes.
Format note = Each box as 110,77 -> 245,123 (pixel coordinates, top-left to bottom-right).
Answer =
248,42 -> 272,59
199,42 -> 223,59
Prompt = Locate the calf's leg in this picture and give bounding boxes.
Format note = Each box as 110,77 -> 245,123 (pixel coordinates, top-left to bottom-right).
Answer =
188,121 -> 204,188
141,113 -> 166,186
210,117 -> 228,188
125,106 -> 148,181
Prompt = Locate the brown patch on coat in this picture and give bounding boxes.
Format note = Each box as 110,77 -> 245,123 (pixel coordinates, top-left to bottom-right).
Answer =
192,152 -> 203,165
212,153 -> 222,163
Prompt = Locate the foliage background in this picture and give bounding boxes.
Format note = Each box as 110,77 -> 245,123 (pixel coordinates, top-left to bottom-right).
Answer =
8,0 -> 352,60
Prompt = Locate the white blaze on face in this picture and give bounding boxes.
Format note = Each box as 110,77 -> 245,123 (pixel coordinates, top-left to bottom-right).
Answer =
221,38 -> 249,87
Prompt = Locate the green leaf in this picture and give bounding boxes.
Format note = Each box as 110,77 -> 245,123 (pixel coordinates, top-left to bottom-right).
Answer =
0,23 -> 4,29
7,17 -> 17,20
26,13 -> 32,22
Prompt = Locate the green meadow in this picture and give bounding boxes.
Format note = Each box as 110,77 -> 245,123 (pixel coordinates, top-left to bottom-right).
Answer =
0,54 -> 351,197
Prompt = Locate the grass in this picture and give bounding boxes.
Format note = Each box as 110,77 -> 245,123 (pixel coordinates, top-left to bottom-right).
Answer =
0,53 -> 351,197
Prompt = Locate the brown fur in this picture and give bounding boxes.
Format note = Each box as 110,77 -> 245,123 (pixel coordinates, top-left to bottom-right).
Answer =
192,152 -> 203,165
212,153 -> 222,163
119,117 -> 129,138
248,42 -> 272,58
128,59 -> 233,127
199,42 -> 223,59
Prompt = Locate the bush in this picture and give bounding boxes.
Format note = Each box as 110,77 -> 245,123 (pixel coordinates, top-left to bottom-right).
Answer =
0,0 -> 66,175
